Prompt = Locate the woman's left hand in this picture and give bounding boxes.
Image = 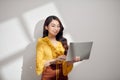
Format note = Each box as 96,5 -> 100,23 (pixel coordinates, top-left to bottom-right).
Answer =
72,56 -> 80,62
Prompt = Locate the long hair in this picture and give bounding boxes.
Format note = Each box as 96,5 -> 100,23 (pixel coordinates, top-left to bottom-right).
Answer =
59,37 -> 68,55
42,15 -> 68,55
43,15 -> 64,40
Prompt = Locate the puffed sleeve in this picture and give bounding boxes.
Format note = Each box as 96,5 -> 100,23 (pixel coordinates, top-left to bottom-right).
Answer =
62,61 -> 73,76
36,39 -> 46,75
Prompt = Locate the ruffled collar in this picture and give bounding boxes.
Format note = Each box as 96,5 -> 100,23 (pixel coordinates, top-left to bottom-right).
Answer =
43,36 -> 58,49
42,36 -> 64,58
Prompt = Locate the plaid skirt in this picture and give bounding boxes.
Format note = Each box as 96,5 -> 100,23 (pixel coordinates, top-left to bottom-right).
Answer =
41,64 -> 68,80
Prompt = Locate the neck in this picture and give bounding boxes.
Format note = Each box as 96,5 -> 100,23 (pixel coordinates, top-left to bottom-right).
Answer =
47,34 -> 56,41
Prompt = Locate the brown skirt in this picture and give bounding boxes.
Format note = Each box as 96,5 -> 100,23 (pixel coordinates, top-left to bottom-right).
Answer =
41,64 -> 68,80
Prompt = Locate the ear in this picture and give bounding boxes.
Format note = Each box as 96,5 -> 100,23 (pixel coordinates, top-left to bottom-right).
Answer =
45,26 -> 48,30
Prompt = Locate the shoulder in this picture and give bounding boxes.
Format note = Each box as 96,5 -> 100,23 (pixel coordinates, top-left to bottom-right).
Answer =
37,38 -> 44,43
37,37 -> 52,46
36,37 -> 47,47
36,37 -> 50,50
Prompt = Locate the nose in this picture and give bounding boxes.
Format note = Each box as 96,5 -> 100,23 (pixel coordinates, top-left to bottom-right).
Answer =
54,26 -> 59,30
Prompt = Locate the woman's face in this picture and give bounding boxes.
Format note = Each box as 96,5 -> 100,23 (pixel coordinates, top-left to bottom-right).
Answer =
45,20 -> 60,37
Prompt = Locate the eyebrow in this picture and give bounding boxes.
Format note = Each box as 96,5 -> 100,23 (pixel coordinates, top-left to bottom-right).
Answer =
51,23 -> 60,26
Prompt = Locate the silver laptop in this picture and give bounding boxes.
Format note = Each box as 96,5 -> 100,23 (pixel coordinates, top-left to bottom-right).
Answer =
66,42 -> 93,61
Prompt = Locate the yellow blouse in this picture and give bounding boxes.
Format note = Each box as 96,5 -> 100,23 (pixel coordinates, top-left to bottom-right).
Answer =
36,36 -> 73,76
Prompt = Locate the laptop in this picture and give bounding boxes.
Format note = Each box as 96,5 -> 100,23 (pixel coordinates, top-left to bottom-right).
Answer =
66,42 -> 93,61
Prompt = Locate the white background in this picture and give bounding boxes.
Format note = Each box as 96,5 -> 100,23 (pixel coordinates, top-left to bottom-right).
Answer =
0,0 -> 120,80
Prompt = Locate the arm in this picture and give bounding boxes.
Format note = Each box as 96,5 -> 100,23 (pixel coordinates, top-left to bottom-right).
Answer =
36,41 -> 47,75
44,55 -> 66,66
62,56 -> 80,76
67,56 -> 80,65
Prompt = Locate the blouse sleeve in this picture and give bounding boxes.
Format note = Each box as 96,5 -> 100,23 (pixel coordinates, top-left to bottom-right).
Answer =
62,61 -> 73,76
36,40 -> 46,75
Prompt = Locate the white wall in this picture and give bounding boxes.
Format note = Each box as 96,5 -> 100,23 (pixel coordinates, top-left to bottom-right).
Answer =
0,0 -> 120,80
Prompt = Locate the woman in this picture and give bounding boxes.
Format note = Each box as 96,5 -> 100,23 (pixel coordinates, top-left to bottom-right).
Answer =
36,15 -> 80,80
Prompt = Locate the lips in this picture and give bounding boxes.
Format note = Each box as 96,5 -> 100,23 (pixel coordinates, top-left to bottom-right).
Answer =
53,31 -> 58,33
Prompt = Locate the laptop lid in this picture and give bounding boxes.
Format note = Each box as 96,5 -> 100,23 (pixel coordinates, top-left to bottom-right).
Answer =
66,42 -> 93,61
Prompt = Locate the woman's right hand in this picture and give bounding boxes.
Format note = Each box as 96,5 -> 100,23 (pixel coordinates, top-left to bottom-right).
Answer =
44,55 -> 66,67
56,55 -> 66,61
44,61 -> 51,67
44,59 -> 56,67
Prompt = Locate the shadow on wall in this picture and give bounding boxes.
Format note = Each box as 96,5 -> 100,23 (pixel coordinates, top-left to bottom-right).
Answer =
21,20 -> 44,80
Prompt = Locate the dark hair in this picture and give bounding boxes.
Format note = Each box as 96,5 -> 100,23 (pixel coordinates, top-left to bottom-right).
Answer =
43,15 -> 64,40
59,37 -> 68,55
42,15 -> 68,55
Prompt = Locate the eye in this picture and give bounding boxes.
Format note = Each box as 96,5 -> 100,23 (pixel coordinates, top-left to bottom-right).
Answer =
52,25 -> 55,27
50,24 -> 55,27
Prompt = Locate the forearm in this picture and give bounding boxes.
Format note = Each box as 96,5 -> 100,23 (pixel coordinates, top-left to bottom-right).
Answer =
49,59 -> 57,64
66,61 -> 74,66
44,59 -> 57,66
